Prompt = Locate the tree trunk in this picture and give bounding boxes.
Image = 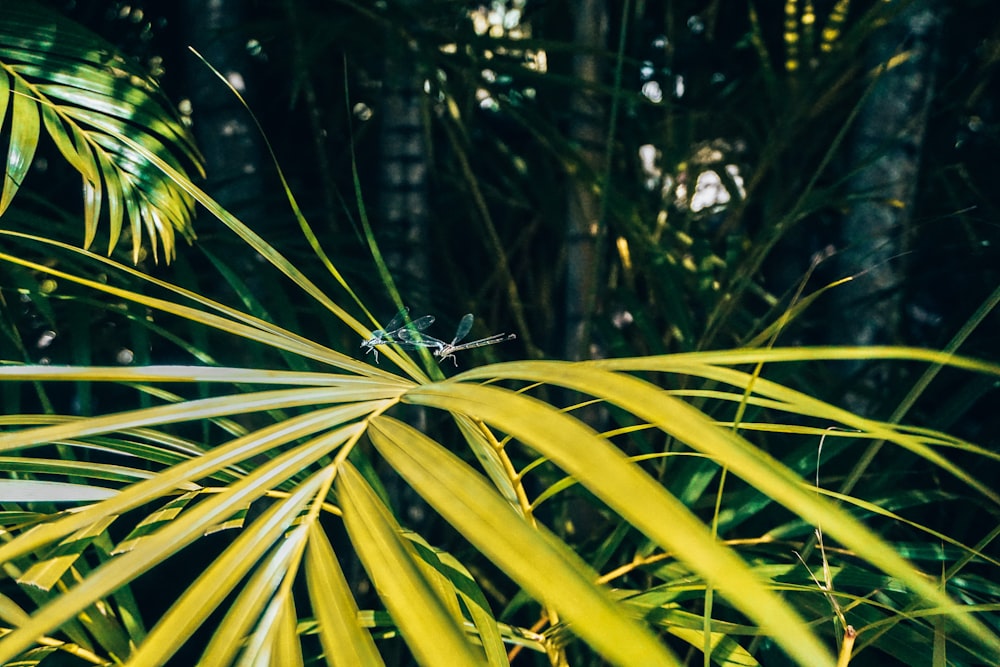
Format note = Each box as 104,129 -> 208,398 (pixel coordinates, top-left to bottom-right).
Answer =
563,0 -> 609,362
373,36 -> 434,598
832,0 -> 941,412
378,47 -> 431,312
179,0 -> 266,232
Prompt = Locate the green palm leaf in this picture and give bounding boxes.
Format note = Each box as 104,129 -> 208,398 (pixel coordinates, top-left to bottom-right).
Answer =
2,335 -> 1000,664
367,415 -> 681,665
0,2 -> 203,263
338,462 -> 488,666
2,230 -> 998,664
304,521 -> 385,667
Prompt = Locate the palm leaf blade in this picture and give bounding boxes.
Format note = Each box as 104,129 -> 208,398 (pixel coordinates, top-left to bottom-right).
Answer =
127,472 -> 325,665
337,462 -> 485,666
1,79 -> 38,215
0,424 -> 362,663
0,2 -> 203,261
402,533 -> 509,666
368,415 -> 680,666
457,360 -> 1000,658
404,380 -> 837,666
304,521 -> 385,667
0,68 -> 9,132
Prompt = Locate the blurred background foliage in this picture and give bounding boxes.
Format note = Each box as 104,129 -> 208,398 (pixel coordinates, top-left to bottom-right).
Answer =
1,0 -> 999,665
4,0 -> 998,395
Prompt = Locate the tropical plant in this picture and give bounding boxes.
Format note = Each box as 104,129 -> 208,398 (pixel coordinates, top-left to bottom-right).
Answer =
2,2 -> 999,667
0,2 -> 203,264
4,226 -> 1000,666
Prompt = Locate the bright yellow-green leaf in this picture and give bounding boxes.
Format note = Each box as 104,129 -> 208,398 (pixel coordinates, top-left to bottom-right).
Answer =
113,492 -> 200,555
40,106 -> 90,180
198,525 -> 309,667
402,380 -> 837,667
0,402 -> 383,572
37,132 -> 418,379
124,184 -> 143,263
404,532 -> 466,629
0,386 -> 395,454
128,472 -> 324,665
305,521 -> 384,667
454,414 -> 519,509
669,627 -> 760,666
19,516 -> 117,591
0,592 -> 31,627
102,150 -> 124,254
0,69 -> 9,140
273,596 -> 305,667
47,410 -> 363,545
0,423 -> 364,665
2,78 -> 39,215
368,415 -> 680,666
237,583 -> 296,667
338,462 -> 485,666
0,235 -> 396,377
83,160 -> 102,250
0,480 -> 116,504
453,360 -> 1000,659
403,531 -> 509,666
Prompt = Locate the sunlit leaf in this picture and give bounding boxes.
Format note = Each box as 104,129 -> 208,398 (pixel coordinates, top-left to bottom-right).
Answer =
456,359 -> 1000,658
0,2 -> 204,261
112,491 -> 200,555
18,516 -> 116,591
0,480 -> 116,504
1,78 -> 38,215
0,68 -> 9,136
304,521 -> 384,667
403,378 -> 845,666
0,422 -> 365,664
127,470 -> 327,665
273,595 -> 306,667
338,462 -> 485,666
403,531 -> 509,666
368,416 -> 681,666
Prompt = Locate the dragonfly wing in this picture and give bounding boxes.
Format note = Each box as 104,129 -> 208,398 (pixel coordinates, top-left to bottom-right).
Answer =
390,314 -> 437,345
381,308 -> 410,333
362,308 -> 408,348
407,314 -> 436,331
452,314 -> 474,345
396,328 -> 444,348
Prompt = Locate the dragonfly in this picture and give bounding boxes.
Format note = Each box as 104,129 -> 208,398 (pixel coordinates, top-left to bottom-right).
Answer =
360,308 -> 443,363
434,313 -> 516,366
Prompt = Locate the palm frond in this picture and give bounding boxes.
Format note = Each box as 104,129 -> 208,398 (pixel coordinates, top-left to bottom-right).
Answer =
1,345 -> 999,664
0,2 -> 203,263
